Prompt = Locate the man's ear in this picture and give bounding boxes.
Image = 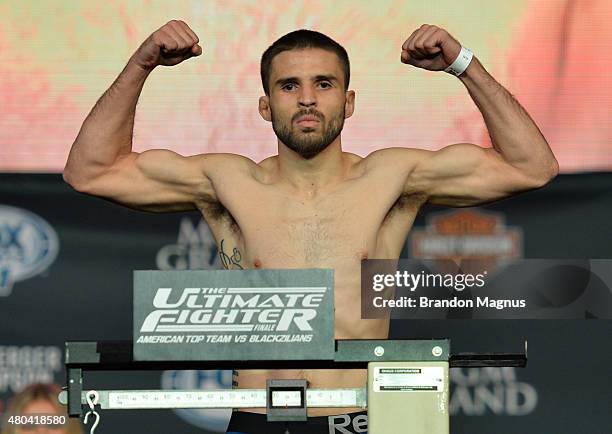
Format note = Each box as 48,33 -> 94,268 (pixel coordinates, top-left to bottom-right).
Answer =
344,90 -> 355,119
259,95 -> 272,122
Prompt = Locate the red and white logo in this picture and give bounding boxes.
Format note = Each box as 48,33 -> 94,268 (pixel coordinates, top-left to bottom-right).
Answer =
411,209 -> 523,272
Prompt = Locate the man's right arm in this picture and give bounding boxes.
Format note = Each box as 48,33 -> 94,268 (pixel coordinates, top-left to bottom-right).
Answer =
64,20 -> 229,212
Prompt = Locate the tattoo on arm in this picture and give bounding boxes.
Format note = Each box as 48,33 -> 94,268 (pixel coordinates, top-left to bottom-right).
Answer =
219,239 -> 243,269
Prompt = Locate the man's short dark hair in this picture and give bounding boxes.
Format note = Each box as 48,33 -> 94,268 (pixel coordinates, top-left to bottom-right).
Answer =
260,29 -> 350,95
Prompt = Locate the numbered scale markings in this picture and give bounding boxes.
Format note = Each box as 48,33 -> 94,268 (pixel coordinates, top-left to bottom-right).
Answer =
69,389 -> 367,410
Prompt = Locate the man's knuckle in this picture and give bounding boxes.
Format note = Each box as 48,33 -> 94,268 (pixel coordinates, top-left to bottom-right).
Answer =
152,33 -> 164,45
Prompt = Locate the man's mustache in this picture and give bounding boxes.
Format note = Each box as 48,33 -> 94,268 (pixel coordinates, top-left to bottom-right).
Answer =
293,111 -> 324,122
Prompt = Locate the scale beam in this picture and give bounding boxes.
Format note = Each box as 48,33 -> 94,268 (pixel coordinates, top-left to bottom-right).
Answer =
59,388 -> 366,410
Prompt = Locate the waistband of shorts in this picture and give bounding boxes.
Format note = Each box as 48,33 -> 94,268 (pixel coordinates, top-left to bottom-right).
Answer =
230,409 -> 367,426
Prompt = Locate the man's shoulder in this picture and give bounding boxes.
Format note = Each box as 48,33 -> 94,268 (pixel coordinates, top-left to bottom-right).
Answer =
362,147 -> 430,172
192,152 -> 261,178
194,152 -> 256,165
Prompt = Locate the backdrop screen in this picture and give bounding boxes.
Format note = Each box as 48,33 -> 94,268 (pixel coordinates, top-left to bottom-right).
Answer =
1,0 -> 611,173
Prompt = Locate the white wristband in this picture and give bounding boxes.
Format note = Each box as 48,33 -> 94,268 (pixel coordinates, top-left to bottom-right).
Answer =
444,46 -> 473,76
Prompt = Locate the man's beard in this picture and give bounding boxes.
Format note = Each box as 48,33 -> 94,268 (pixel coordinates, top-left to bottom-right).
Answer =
271,108 -> 345,159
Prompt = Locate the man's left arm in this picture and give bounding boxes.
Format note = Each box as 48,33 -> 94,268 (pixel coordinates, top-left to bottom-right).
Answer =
399,25 -> 559,206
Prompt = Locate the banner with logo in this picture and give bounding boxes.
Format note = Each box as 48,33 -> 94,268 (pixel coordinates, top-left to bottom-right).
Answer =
133,269 -> 335,361
1,173 -> 611,433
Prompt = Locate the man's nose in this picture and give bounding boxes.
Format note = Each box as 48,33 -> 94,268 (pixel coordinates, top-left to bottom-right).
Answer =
298,85 -> 317,107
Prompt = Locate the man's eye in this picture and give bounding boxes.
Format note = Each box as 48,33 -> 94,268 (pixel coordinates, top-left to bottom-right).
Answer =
319,82 -> 331,88
283,84 -> 296,91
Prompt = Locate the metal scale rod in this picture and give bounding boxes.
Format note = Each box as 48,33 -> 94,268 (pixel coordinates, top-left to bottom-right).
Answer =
59,388 -> 367,410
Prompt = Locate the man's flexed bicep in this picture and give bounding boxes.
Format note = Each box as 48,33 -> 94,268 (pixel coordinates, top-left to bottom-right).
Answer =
65,150 -> 231,212
397,24 -> 558,206
407,143 -> 555,207
63,20 -> 214,212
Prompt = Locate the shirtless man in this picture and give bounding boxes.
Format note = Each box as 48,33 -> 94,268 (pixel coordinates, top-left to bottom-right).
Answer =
63,20 -> 558,433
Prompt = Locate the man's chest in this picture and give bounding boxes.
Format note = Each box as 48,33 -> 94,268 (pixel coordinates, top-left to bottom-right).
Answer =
202,175 -> 423,267
242,208 -> 372,267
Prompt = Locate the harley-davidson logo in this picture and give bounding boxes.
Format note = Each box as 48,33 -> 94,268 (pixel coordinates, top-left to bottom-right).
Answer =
411,209 -> 522,272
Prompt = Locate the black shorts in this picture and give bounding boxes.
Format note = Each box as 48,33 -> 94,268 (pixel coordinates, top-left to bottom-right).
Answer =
226,410 -> 368,434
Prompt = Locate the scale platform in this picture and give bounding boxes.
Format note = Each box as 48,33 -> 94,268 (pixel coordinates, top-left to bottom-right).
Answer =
61,270 -> 527,433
